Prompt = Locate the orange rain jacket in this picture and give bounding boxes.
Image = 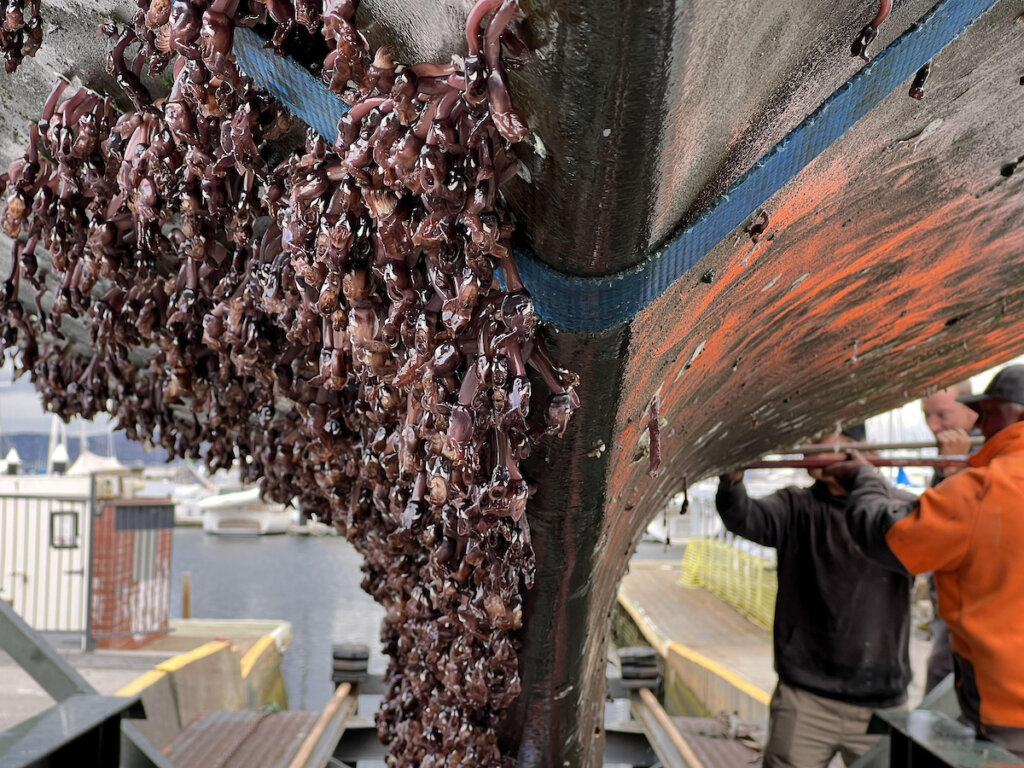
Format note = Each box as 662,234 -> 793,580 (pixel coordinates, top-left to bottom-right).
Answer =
844,421 -> 1024,736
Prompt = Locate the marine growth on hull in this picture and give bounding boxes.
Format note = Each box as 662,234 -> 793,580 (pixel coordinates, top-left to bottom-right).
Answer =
0,1 -> 578,764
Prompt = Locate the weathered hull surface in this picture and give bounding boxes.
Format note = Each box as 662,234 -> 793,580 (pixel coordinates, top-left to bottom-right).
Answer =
1,1 -> 1023,766
504,2 -> 1024,764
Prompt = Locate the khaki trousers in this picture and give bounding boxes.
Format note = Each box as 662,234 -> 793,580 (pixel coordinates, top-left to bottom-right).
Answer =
763,681 -> 882,768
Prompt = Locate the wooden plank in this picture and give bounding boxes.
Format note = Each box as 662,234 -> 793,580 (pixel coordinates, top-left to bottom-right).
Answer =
286,683 -> 354,768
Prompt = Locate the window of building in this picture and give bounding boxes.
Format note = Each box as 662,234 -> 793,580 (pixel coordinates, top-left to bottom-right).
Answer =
50,510 -> 79,549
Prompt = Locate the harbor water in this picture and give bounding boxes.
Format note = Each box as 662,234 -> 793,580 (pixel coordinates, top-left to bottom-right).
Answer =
169,528 -> 387,711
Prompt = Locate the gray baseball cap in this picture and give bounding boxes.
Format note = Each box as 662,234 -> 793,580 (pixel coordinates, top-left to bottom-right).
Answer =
957,365 -> 1024,409
840,423 -> 867,442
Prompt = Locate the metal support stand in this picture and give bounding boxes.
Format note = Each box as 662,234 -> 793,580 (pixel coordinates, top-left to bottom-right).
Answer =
0,599 -> 174,768
0,590 -> 93,701
0,694 -> 145,768
327,643 -> 690,767
867,709 -> 1023,767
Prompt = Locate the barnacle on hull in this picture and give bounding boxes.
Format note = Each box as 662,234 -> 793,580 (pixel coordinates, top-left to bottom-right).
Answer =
0,1 -> 574,766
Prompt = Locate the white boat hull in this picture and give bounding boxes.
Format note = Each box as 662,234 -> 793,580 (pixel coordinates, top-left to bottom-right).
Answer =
202,505 -> 291,535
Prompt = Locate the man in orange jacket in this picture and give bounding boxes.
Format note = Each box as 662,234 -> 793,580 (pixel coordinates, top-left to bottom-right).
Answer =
827,364 -> 1024,756
919,381 -> 979,693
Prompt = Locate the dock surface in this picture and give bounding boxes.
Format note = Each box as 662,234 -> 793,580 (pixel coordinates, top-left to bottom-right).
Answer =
0,645 -> 153,732
620,559 -> 775,696
0,618 -> 288,733
619,556 -> 930,722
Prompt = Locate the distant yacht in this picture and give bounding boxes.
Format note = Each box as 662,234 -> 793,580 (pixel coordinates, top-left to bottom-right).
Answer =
199,486 -> 294,536
67,448 -> 127,476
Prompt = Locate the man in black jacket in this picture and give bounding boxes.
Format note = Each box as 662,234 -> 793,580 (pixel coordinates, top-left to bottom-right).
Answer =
716,425 -> 913,768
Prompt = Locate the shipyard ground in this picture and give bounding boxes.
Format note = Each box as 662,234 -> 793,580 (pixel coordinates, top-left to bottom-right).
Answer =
619,554 -> 931,720
0,619 -> 288,733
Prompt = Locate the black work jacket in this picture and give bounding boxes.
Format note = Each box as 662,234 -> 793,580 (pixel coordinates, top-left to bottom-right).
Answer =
715,478 -> 913,707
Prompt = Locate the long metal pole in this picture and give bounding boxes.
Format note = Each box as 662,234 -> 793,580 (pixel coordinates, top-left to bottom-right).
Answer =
84,473 -> 97,651
746,456 -> 968,470
789,436 -> 983,454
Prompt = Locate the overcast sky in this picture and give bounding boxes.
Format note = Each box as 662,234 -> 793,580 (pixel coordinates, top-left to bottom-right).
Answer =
0,362 -> 113,436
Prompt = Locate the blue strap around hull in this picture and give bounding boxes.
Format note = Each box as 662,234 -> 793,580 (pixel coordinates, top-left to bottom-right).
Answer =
233,27 -> 351,141
232,0 -> 997,332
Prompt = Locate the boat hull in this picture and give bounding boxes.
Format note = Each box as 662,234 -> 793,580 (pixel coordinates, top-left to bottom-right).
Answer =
202,506 -> 292,536
0,0 -> 1022,765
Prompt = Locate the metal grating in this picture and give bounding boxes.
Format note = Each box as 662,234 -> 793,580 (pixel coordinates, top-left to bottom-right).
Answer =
163,710 -> 321,768
671,716 -> 765,767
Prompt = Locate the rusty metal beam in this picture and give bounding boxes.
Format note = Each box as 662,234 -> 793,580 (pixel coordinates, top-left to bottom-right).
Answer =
631,688 -> 705,768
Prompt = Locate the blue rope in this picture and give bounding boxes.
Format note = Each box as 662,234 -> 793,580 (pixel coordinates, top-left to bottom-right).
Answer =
233,27 -> 350,140
232,0 -> 996,331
